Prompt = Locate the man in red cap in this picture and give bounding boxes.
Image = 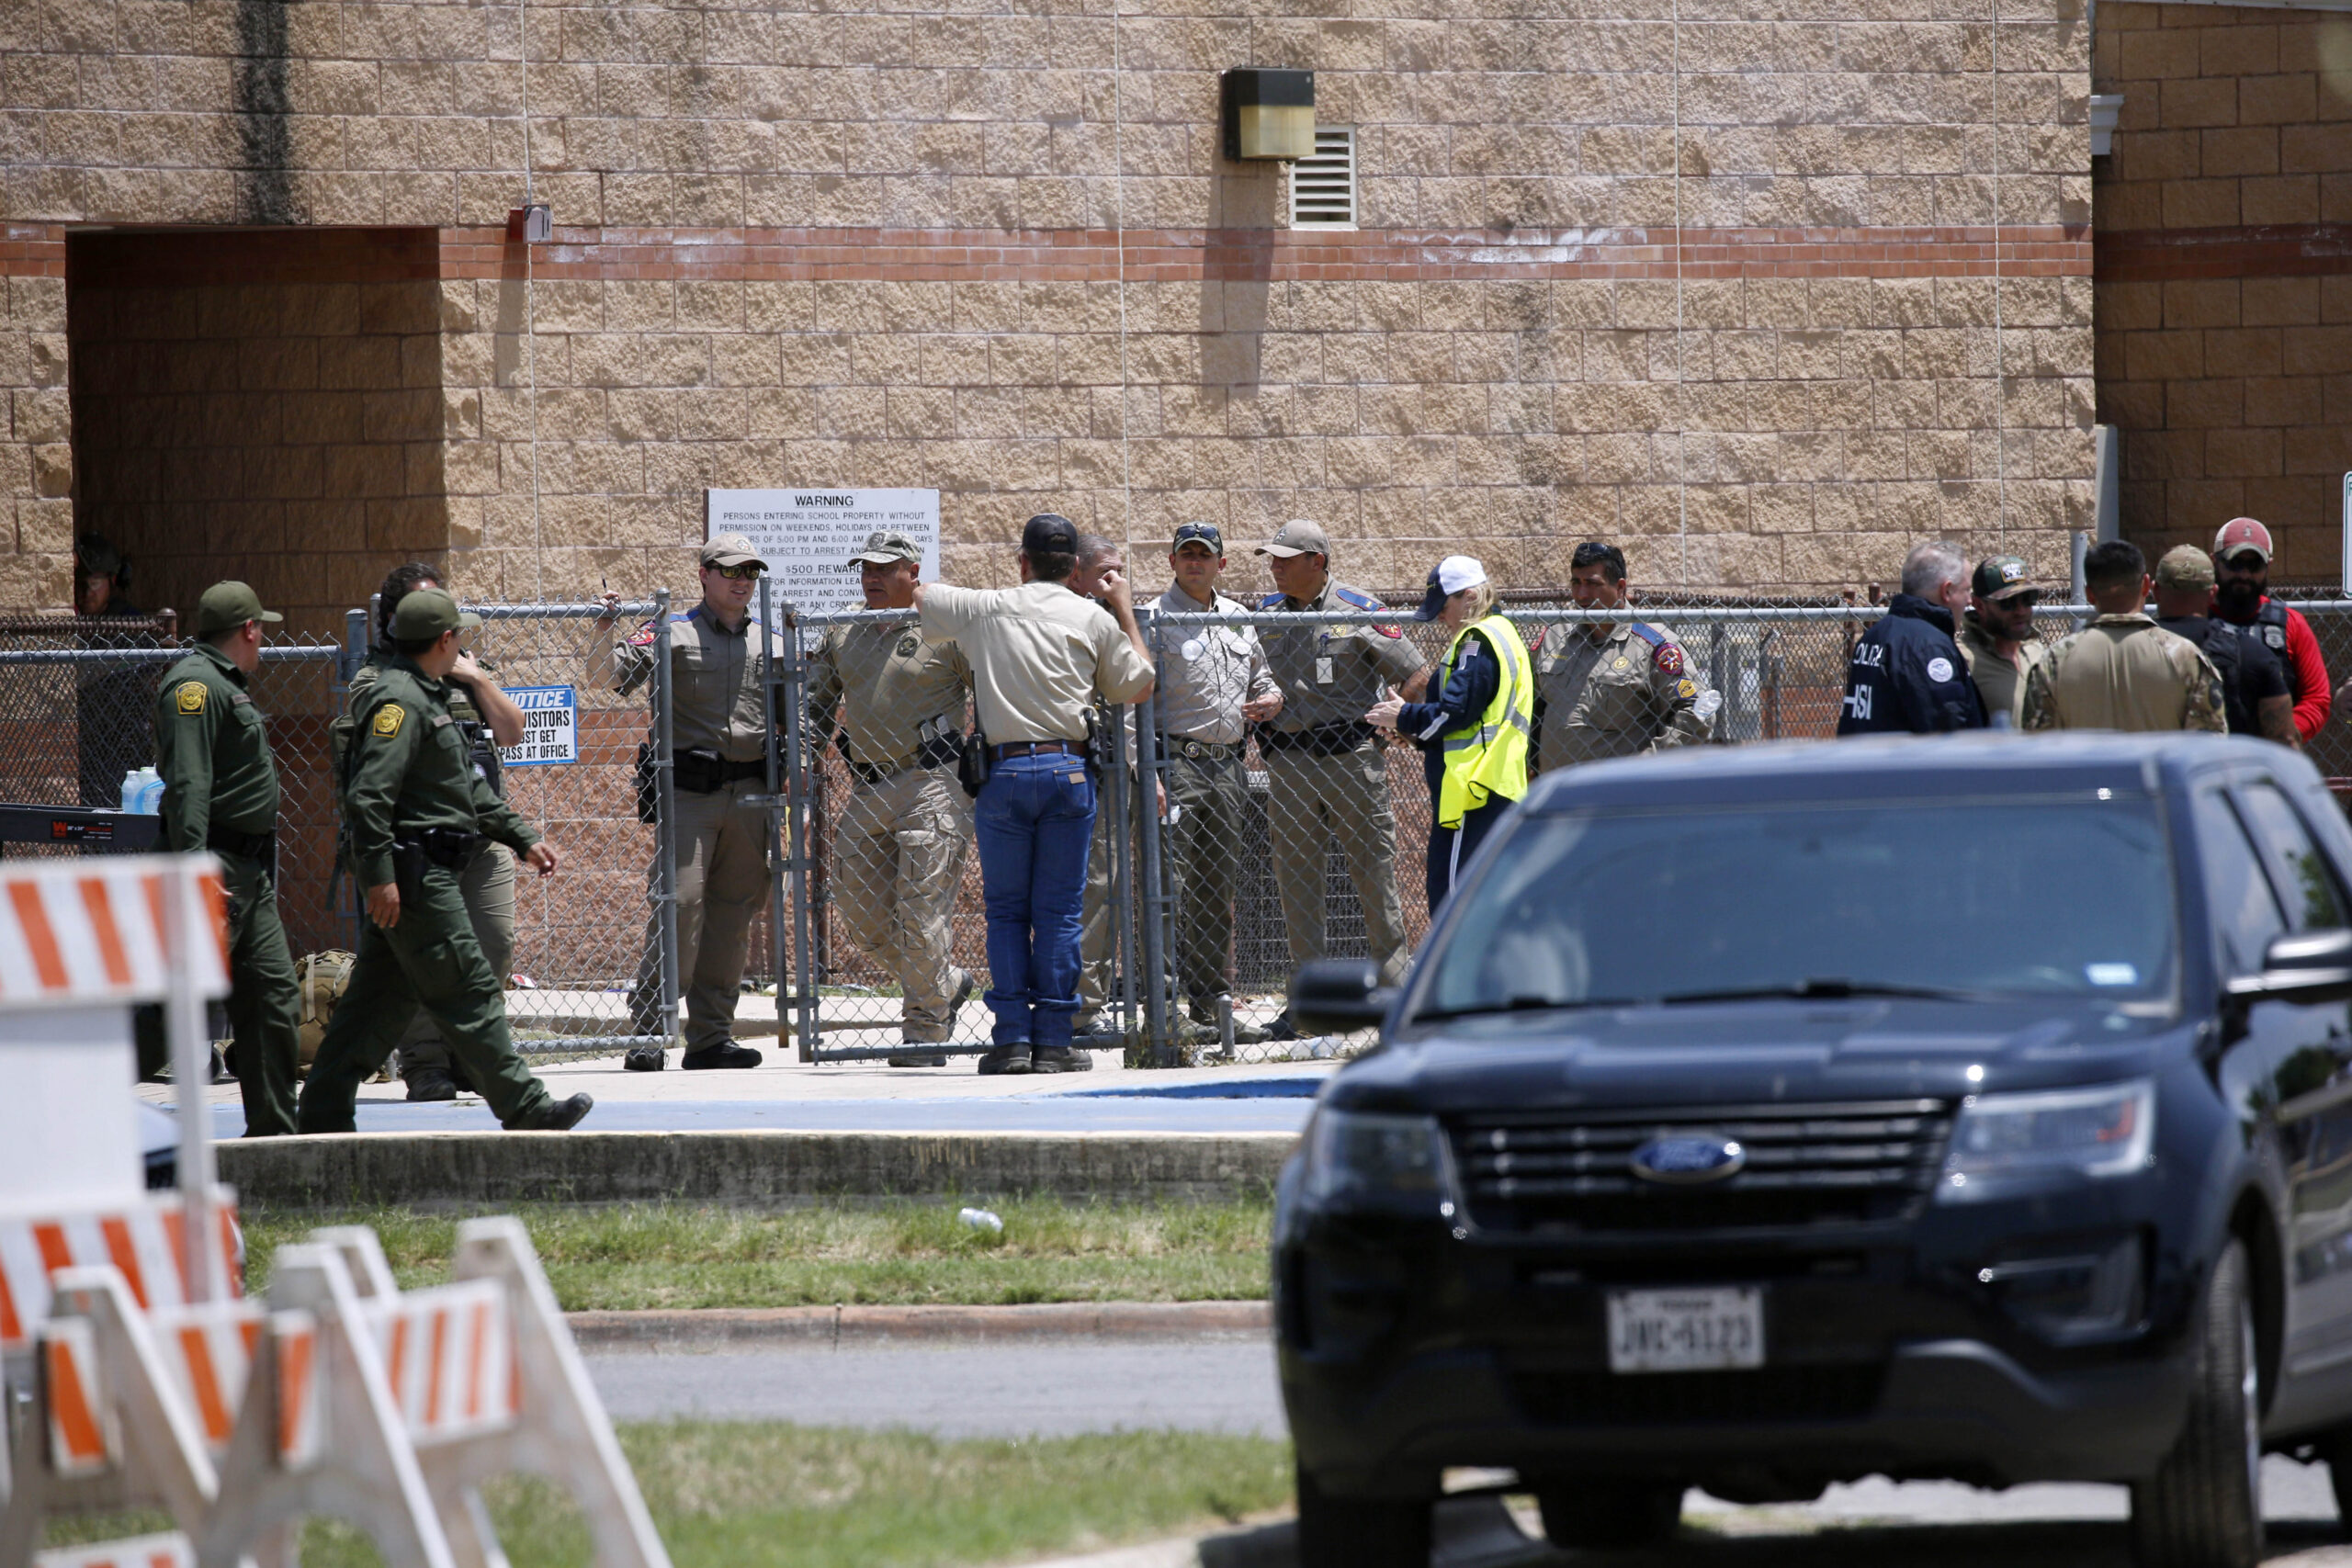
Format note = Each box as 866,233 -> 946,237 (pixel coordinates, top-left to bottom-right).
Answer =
2211,517 -> 2331,741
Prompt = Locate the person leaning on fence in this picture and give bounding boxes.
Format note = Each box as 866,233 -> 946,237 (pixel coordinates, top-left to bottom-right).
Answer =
1835,540 -> 1987,736
2019,540 -> 2228,736
1367,557 -> 1532,915
1955,556 -> 2044,728
153,581 -> 301,1137
297,588 -> 591,1134
1529,540 -> 1713,771
339,563 -> 529,1102
808,528 -> 979,1070
1253,520 -> 1428,1038
2154,545 -> 2297,747
590,535 -> 784,1073
1147,522 -> 1284,1048
910,513 -> 1156,1075
2212,517 -> 2332,742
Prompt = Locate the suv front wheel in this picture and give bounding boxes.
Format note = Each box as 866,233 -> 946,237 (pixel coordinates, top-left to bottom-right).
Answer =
2130,1238 -> 2264,1568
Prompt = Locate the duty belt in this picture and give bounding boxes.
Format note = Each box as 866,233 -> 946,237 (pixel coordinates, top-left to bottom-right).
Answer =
989,739 -> 1082,761
848,734 -> 963,784
206,825 -> 277,865
391,826 -> 484,870
674,750 -> 765,794
1257,721 -> 1374,757
1165,735 -> 1242,760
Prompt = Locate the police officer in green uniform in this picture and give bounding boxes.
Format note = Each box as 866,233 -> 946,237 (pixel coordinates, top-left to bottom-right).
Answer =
154,581 -> 302,1135
1254,522 -> 1428,1035
297,590 -> 593,1134
340,563 -> 527,1102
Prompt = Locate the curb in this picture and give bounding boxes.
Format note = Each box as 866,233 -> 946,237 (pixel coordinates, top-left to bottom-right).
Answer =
567,1299 -> 1272,1351
220,1130 -> 1296,1209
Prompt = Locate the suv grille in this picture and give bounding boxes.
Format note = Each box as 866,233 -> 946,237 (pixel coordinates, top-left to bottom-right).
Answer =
1451,1100 -> 1953,1235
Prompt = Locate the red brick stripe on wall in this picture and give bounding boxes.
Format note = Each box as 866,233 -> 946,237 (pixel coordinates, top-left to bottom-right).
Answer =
436,223 -> 2094,285
0,226 -> 66,278
2097,224 -> 2352,282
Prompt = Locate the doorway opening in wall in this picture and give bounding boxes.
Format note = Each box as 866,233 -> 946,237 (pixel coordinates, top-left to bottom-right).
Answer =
1289,128 -> 1357,230
63,226 -> 450,643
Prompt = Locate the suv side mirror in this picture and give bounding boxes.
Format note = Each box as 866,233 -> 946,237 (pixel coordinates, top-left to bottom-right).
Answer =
2228,928 -> 2352,1007
1290,959 -> 1396,1036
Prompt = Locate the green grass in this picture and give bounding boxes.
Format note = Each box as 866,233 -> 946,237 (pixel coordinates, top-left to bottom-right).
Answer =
44,1421 -> 1296,1568
243,1197 -> 1275,1310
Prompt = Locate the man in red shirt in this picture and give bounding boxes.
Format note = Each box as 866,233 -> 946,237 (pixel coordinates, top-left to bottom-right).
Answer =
2213,517 -> 2332,742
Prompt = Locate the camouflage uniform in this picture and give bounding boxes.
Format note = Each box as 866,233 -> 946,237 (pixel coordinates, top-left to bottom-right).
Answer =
2019,615 -> 2228,735
1531,619 -> 1714,773
808,620 -> 976,1044
1257,579 -> 1422,987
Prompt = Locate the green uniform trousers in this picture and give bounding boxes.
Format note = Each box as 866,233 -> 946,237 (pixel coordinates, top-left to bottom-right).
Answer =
834,765 -> 970,1043
220,852 -> 300,1137
297,861 -> 553,1132
1264,743 -> 1410,987
629,777 -> 772,1051
395,839 -> 515,1083
1163,746 -> 1248,1021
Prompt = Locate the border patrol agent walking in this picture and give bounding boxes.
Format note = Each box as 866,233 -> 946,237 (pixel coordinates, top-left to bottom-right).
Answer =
1254,521 -> 1427,1029
592,536 -> 783,1072
341,562 -> 529,1102
154,581 -> 301,1136
1531,541 -> 1713,770
297,590 -> 592,1134
808,529 -> 978,1068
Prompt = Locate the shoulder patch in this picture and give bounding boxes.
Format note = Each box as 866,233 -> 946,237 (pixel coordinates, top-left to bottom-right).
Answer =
1651,640 -> 1685,677
1677,678 -> 1699,699
1258,592 -> 1286,610
1334,586 -> 1384,612
370,704 -> 406,739
627,620 -> 657,648
174,681 -> 207,715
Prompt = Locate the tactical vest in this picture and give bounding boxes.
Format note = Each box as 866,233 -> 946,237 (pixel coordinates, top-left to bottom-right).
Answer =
1436,614 -> 1534,830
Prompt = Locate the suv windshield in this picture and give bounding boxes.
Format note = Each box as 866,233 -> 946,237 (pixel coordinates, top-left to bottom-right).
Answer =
1419,798 -> 2177,1018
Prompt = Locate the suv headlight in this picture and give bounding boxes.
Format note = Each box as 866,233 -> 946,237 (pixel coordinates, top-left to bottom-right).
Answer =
1303,1109 -> 1455,1212
1939,1079 -> 2155,1200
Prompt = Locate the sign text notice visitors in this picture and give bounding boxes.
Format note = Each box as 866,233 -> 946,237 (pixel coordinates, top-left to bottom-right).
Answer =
707,489 -> 942,618
498,685 -> 577,766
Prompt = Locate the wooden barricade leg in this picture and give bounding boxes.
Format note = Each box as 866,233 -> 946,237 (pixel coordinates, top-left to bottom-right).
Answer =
195,1246 -> 456,1568
444,1218 -> 672,1568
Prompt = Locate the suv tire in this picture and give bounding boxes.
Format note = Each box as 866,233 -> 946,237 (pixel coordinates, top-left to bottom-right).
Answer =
2130,1238 -> 2263,1568
1295,1465 -> 1430,1568
1536,1481 -> 1684,1551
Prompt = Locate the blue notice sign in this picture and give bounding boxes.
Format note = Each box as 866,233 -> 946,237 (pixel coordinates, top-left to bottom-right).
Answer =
499,685 -> 577,766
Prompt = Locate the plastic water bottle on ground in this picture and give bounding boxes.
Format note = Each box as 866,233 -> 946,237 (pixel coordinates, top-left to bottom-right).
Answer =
958,1207 -> 1003,1235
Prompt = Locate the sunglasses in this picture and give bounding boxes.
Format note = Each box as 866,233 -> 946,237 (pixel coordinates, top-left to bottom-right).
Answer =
1996,592 -> 2041,611
707,563 -> 760,581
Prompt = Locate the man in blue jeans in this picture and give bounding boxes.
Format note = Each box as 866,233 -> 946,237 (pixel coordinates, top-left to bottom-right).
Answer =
913,514 -> 1156,1073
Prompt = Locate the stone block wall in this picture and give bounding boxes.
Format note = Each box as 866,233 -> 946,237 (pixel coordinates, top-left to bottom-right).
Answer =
2094,0 -> 2352,581
2,0 -> 2098,606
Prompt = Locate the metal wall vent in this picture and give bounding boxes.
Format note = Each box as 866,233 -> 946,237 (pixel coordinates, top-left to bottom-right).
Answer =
1289,127 -> 1356,230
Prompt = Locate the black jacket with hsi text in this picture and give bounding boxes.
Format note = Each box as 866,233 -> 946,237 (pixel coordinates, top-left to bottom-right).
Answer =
1835,594 -> 1989,736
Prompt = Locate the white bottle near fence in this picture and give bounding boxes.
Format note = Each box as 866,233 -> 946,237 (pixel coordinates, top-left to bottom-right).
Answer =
130,767 -> 164,814
119,769 -> 141,811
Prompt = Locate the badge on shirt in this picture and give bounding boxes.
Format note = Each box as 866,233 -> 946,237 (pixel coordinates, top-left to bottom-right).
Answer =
372,705 -> 406,738
896,632 -> 921,658
1181,638 -> 1204,661
2266,625 -> 2286,649
1611,657 -> 1630,672
1927,657 -> 1955,683
1315,657 -> 1335,685
175,681 -> 207,715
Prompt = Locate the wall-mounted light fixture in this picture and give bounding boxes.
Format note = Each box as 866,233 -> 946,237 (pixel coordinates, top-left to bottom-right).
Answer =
507,203 -> 551,243
1221,69 -> 1315,162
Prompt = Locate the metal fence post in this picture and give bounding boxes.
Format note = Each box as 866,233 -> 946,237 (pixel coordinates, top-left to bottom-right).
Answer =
1133,677 -> 1172,1066
649,588 -> 682,1047
342,606 -> 369,685
777,590 -> 820,1063
1105,711 -> 1136,1049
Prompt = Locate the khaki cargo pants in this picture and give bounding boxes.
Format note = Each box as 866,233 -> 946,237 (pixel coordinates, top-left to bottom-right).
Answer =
1264,741 -> 1409,987
629,776 -> 773,1052
834,763 -> 972,1043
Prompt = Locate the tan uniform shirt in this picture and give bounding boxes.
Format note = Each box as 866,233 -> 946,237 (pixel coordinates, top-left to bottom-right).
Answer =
1151,585 -> 1278,745
1956,617 -> 2041,728
808,620 -> 973,772
920,580 -> 1154,744
1258,579 -> 1424,734
1532,619 -> 1713,772
611,604 -> 787,762
2019,614 -> 2229,735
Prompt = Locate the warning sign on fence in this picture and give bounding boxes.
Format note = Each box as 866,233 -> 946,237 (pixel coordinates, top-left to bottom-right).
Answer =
706,489 -> 942,618
499,686 -> 577,767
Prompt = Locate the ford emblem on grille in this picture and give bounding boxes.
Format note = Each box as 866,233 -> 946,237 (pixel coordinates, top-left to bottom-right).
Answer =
1630,1135 -> 1747,1185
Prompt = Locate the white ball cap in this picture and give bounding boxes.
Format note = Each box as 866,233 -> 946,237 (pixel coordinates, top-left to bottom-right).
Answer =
1435,555 -> 1487,594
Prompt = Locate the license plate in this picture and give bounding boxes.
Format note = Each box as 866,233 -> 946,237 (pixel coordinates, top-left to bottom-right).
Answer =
1606,1287 -> 1765,1373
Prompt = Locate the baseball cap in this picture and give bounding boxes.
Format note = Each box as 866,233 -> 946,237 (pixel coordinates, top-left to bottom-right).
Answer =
75,533 -> 123,578
389,587 -> 481,641
1413,555 -> 1489,621
1172,522 -> 1224,554
195,581 -> 283,636
700,534 -> 768,570
844,529 -> 922,568
1021,513 -> 1080,555
1971,555 -> 2035,601
1256,520 -> 1330,558
2214,517 -> 2273,565
2155,544 -> 2216,592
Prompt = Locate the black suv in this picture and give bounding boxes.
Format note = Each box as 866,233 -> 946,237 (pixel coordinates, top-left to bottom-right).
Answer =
1279,734 -> 2352,1568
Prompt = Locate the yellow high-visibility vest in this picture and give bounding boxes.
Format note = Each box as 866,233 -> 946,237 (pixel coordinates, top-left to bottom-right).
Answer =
1435,614 -> 1533,830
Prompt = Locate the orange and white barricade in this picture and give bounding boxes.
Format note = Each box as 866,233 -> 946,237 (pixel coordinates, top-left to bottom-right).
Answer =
31,1534 -> 191,1568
